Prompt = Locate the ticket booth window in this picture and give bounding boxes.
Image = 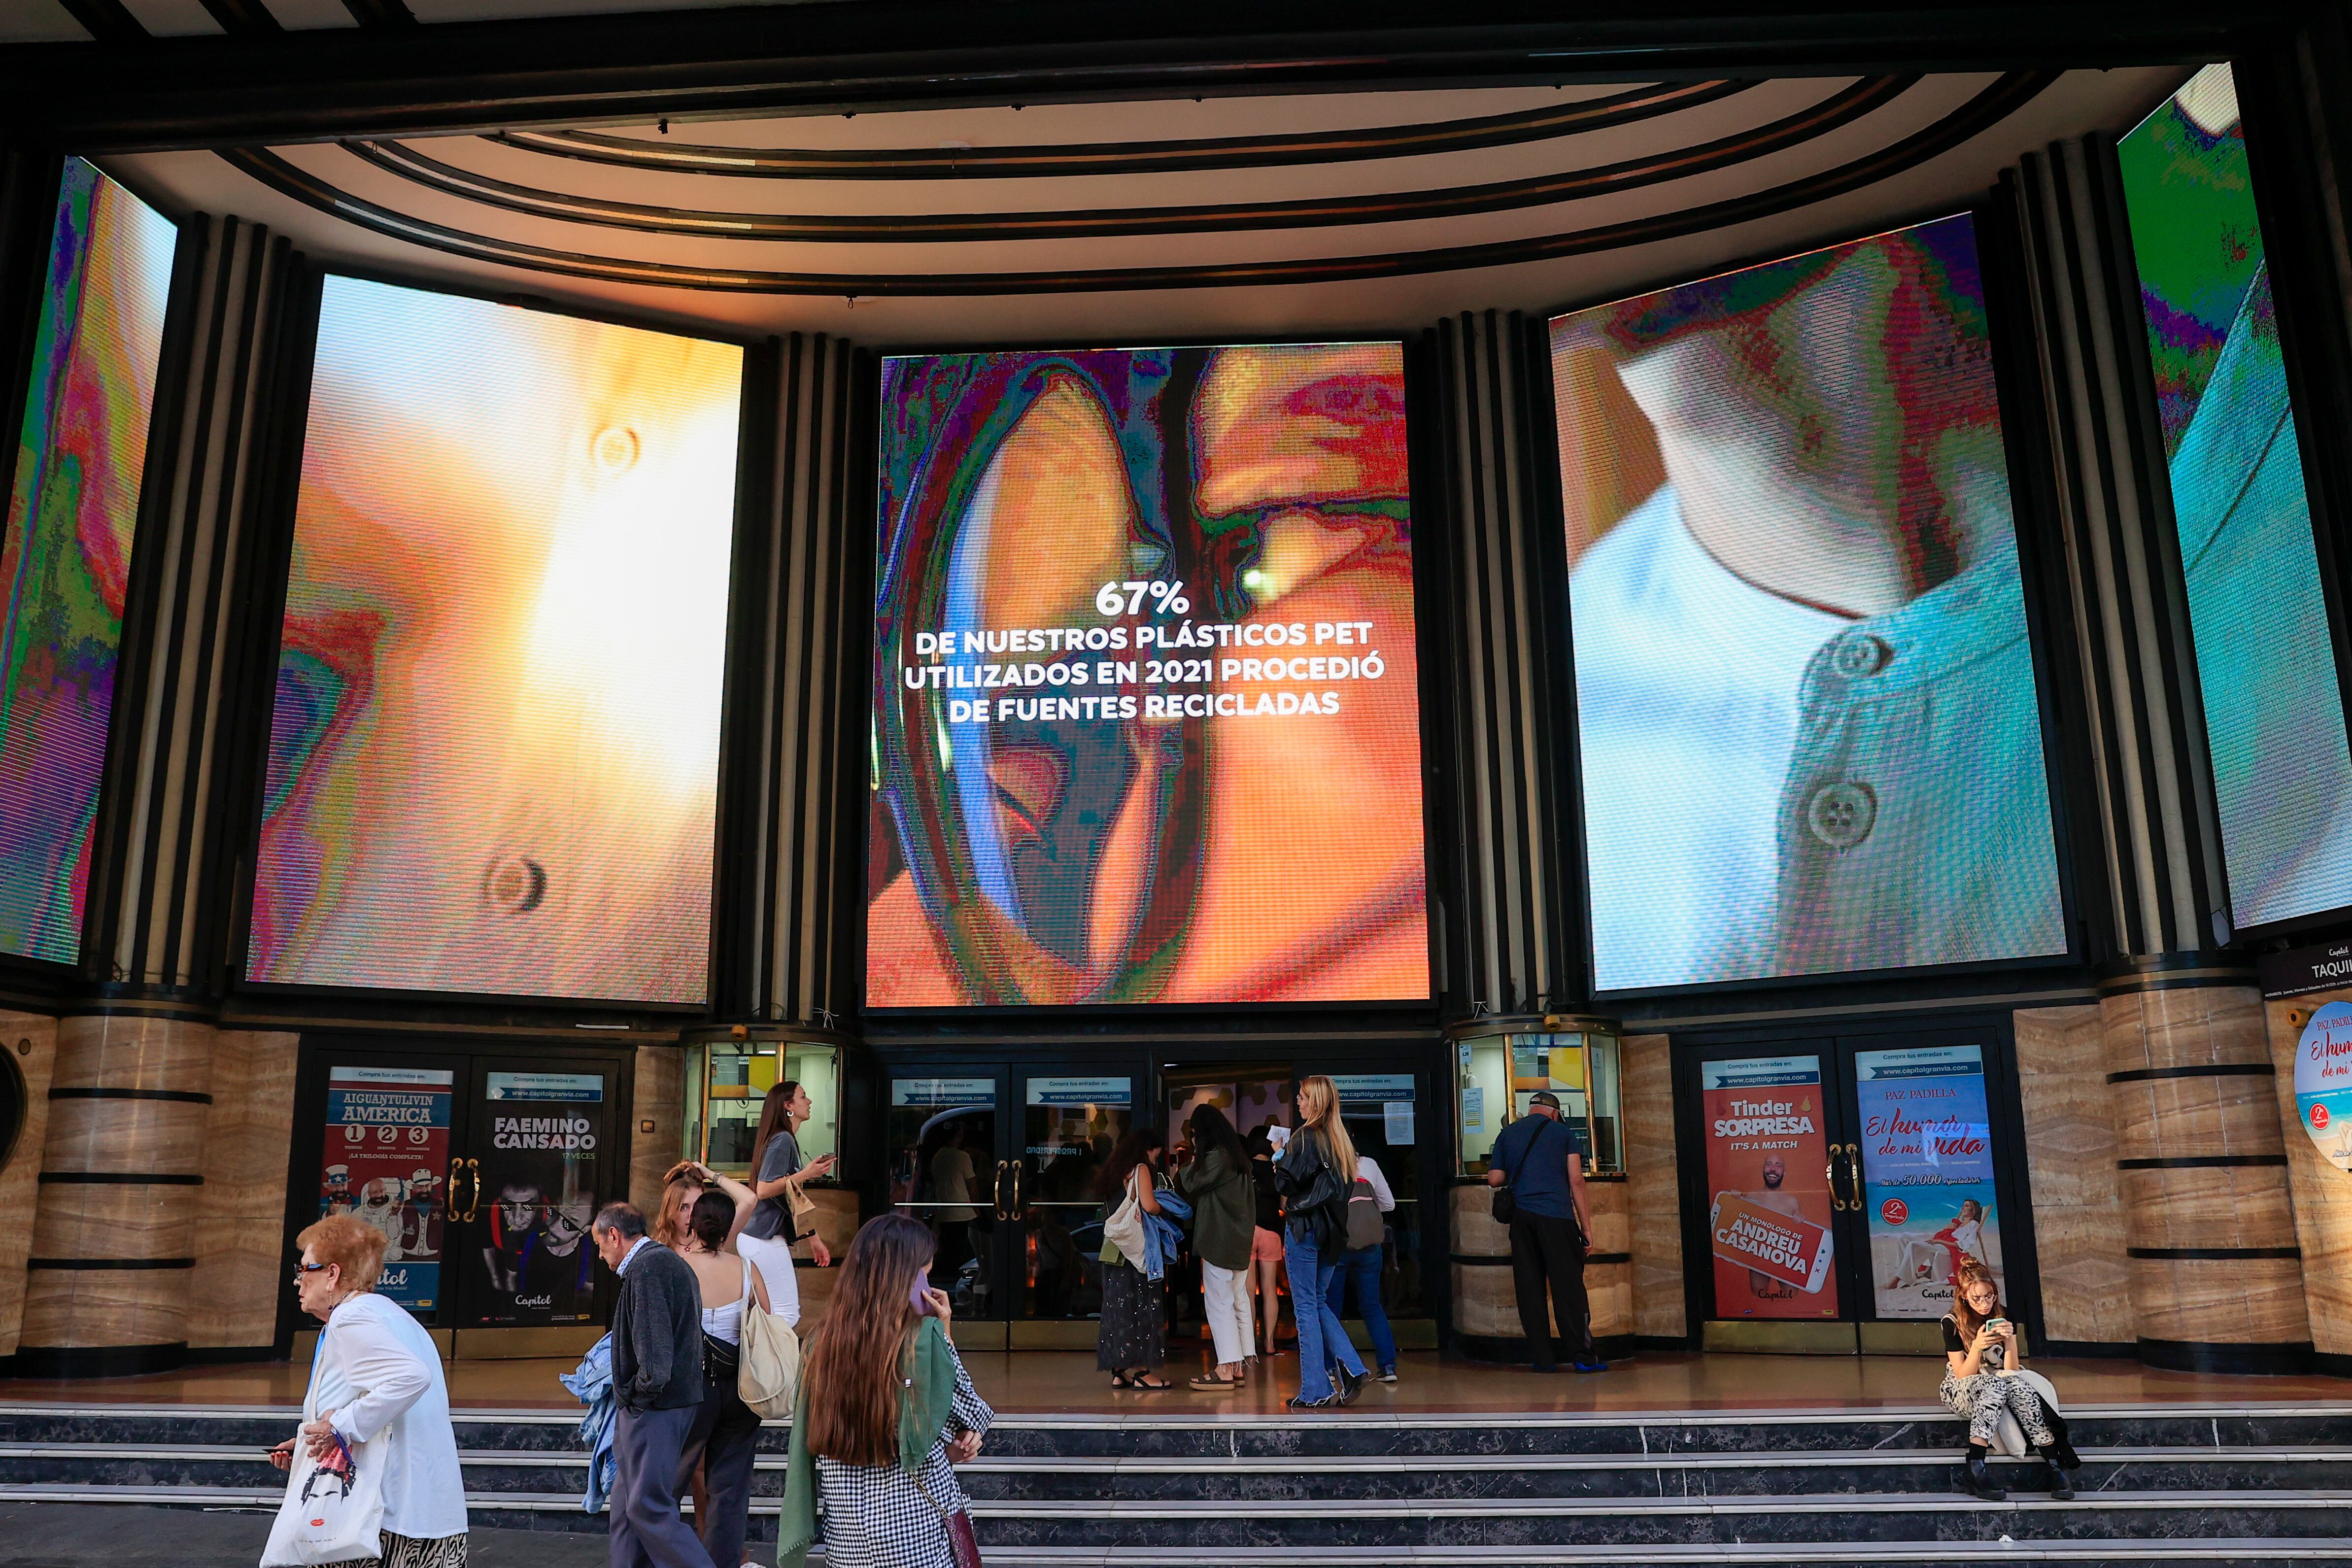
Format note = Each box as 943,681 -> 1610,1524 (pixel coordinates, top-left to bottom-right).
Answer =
685,1036 -> 843,1176
1456,1024 -> 1622,1177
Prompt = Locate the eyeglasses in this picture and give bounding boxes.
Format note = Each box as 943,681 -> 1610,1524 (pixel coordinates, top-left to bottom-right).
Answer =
292,1261 -> 333,1282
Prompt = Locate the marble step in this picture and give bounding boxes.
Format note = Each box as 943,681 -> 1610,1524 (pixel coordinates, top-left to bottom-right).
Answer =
9,1441 -> 2352,1502
5,1480 -> 2351,1546
12,1402 -> 2352,1458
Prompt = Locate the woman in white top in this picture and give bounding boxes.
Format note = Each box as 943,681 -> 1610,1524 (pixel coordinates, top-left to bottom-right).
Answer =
271,1214 -> 467,1568
678,1189 -> 775,1568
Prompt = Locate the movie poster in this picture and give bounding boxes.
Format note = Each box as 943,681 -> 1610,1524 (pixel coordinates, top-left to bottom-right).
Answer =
1701,1055 -> 1839,1319
470,1071 -> 605,1326
1853,1045 -> 2004,1318
319,1066 -> 450,1315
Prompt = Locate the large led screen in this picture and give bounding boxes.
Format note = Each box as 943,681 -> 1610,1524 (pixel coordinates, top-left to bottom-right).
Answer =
249,277 -> 743,1004
1552,216 -> 2066,992
0,159 -> 176,966
2119,65 -> 2352,933
869,344 -> 1427,1007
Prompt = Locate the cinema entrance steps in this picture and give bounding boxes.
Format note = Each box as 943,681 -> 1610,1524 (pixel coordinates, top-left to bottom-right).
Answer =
5,1398 -> 2352,1565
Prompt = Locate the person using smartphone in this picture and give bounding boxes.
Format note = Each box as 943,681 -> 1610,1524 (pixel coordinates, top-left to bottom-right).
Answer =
745,1080 -> 838,1266
776,1214 -> 993,1568
1941,1259 -> 2079,1500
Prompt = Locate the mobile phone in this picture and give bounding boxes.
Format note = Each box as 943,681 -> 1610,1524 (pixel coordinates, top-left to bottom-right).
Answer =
910,1269 -> 932,1314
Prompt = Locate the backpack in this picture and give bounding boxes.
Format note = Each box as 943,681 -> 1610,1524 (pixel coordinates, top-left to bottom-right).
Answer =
1345,1177 -> 1385,1252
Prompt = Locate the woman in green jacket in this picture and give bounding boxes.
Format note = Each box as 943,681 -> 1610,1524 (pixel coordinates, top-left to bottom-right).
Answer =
1175,1103 -> 1258,1391
778,1213 -> 993,1568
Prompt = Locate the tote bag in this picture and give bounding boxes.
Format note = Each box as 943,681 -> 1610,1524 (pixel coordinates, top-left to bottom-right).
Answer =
738,1254 -> 802,1419
263,1327 -> 387,1566
1101,1168 -> 1148,1266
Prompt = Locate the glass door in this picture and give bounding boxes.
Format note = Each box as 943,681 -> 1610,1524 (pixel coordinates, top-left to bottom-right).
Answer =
454,1058 -> 623,1329
304,1049 -> 469,1328
1012,1073 -> 1134,1322
1682,1029 -> 2024,1339
886,1070 -> 1008,1319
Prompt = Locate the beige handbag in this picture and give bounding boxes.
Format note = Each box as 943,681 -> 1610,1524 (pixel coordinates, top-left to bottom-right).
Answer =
737,1257 -> 800,1419
784,1173 -> 819,1237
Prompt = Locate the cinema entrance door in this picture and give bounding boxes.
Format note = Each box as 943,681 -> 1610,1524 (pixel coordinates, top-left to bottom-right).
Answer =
281,1039 -> 630,1354
1672,1022 -> 2034,1354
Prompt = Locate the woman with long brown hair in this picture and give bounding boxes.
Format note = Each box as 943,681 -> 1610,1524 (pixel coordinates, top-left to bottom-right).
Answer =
1941,1258 -> 2077,1500
745,1079 -> 838,1265
1273,1075 -> 1366,1408
778,1213 -> 993,1568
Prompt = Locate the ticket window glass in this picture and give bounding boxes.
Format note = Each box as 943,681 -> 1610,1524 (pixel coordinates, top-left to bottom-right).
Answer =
1457,1031 -> 1624,1177
1018,1075 -> 1132,1321
688,1039 -> 843,1177
888,1075 -> 1002,1318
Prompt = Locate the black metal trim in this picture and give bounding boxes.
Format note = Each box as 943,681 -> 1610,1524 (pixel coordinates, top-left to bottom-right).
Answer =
48,1085 -> 212,1102
37,1171 -> 205,1184
50,0 -> 146,45
500,79 -> 1753,181
3,1342 -> 187,1379
345,76 -> 1907,243
2105,1062 -> 2275,1083
2124,1245 -> 2301,1260
216,72 -> 2053,297
2135,1335 -> 2314,1376
196,0 -> 280,34
26,1256 -> 199,1269
339,0 -> 418,28
2116,1155 -> 2289,1169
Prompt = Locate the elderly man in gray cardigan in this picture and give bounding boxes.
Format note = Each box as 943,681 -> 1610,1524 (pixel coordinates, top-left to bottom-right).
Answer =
593,1201 -> 715,1568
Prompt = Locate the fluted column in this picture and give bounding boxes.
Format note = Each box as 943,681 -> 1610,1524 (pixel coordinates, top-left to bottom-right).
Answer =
2007,141 -> 2306,1370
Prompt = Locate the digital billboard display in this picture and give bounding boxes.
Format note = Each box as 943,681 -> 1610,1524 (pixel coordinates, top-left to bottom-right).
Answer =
869,343 -> 1428,1007
0,158 -> 176,966
1550,216 -> 2067,991
248,276 -> 743,1004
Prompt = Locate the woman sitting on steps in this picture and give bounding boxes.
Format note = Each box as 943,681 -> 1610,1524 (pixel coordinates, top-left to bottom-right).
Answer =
1941,1258 -> 2081,1501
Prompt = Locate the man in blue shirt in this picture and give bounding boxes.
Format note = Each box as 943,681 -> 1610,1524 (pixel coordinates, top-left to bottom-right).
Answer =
1485,1091 -> 1604,1373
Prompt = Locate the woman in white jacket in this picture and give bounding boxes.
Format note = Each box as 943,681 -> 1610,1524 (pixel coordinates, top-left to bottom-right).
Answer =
271,1213 -> 469,1567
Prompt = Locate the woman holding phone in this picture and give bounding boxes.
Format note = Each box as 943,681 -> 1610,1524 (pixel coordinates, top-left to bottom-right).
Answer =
1941,1259 -> 2078,1500
745,1079 -> 838,1266
778,1213 -> 993,1568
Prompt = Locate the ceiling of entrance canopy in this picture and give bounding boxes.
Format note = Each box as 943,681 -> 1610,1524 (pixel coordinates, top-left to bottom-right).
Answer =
101,66 -> 2184,341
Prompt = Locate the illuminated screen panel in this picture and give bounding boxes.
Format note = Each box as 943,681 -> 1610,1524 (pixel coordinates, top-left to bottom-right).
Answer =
1552,215 -> 2066,992
869,343 -> 1427,1007
249,277 -> 743,1004
0,159 -> 176,966
2119,65 -> 2352,933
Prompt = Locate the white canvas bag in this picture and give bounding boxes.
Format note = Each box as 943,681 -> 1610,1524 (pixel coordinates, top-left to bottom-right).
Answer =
263,1322 -> 388,1567
737,1252 -> 802,1420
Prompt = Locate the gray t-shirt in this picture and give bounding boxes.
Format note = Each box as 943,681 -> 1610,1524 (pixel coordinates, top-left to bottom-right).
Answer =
743,1128 -> 803,1241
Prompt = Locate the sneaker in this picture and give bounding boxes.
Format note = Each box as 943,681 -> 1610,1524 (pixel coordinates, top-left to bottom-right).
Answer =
1571,1357 -> 1609,1373
1285,1393 -> 1332,1410
1377,1365 -> 1398,1383
1332,1363 -> 1364,1405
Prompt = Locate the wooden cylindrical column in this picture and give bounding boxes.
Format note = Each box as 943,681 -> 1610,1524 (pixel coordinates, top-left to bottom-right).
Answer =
17,1014 -> 216,1376
1448,1177 -> 1631,1361
2102,975 -> 2311,1372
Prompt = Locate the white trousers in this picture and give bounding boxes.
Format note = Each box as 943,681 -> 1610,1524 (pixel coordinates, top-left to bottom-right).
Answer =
1201,1260 -> 1255,1368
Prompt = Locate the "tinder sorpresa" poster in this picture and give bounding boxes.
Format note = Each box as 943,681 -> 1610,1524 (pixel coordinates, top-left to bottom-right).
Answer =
1702,1056 -> 1837,1319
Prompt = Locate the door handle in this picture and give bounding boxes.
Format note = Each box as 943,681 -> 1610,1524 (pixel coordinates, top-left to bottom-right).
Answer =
1008,1162 -> 1023,1219
990,1160 -> 1008,1219
1842,1143 -> 1865,1211
460,1157 -> 482,1222
1825,1149 -> 1847,1212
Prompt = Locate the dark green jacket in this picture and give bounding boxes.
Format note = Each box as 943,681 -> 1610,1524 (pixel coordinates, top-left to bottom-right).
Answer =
1176,1147 -> 1256,1272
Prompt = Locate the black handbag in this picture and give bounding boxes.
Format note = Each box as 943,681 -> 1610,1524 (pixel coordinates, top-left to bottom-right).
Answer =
1490,1117 -> 1557,1226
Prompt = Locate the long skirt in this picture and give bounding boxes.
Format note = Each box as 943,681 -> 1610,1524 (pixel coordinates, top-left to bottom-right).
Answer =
1095,1260 -> 1165,1370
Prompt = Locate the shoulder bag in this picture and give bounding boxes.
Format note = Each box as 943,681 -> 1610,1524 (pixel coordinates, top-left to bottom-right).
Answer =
736,1259 -> 802,1419
915,1471 -> 985,1568
1490,1116 -> 1559,1227
1101,1165 -> 1148,1266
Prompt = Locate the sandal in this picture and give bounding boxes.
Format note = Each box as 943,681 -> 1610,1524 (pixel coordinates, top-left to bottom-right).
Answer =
1128,1374 -> 1177,1391
1189,1373 -> 1243,1391
1110,1371 -> 1135,1389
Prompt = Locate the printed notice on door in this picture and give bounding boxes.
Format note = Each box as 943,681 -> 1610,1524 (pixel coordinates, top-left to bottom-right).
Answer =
1701,1055 -> 1838,1319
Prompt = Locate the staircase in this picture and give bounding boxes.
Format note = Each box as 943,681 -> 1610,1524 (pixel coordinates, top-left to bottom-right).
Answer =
5,1400 -> 2352,1564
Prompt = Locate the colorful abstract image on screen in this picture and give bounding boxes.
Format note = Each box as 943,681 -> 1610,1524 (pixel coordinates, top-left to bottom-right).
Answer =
2118,64 -> 2352,932
869,344 -> 1427,1007
248,277 -> 743,1004
1550,215 -> 2066,992
0,159 -> 176,966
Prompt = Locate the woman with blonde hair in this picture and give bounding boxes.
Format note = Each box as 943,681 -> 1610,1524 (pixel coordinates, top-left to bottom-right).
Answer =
270,1213 -> 468,1567
1271,1075 -> 1367,1408
778,1213 -> 993,1568
1942,1258 -> 2078,1500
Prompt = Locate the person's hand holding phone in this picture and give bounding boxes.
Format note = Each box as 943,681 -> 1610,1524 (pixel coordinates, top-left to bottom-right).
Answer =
807,1153 -> 838,1179
266,1438 -> 296,1471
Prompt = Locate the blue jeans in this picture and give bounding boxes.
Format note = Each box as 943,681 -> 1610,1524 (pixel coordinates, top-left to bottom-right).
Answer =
1338,1243 -> 1398,1371
1285,1227 -> 1364,1401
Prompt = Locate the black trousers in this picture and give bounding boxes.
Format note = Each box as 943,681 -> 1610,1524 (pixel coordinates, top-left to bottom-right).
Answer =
675,1368 -> 762,1568
1507,1209 -> 1592,1368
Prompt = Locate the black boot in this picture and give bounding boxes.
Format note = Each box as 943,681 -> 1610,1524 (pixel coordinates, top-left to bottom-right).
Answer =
1332,1362 -> 1364,1406
1964,1444 -> 2007,1501
2039,1443 -> 2078,1500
